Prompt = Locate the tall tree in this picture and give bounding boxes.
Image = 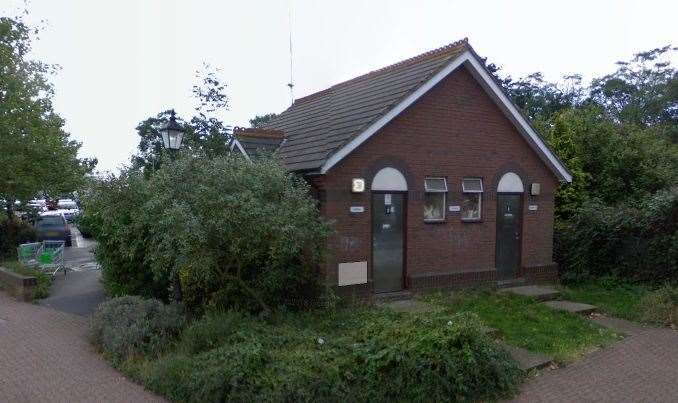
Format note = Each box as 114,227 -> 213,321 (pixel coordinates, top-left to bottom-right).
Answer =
0,14 -> 95,217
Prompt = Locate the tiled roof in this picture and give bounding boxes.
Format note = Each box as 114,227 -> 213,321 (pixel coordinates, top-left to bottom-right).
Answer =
265,39 -> 470,172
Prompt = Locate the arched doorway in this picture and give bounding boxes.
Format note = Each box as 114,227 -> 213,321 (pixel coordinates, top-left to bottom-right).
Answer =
371,167 -> 407,293
496,172 -> 524,279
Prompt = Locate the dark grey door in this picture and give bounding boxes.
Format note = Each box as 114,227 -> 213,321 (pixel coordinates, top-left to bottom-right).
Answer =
372,193 -> 405,293
496,194 -> 522,279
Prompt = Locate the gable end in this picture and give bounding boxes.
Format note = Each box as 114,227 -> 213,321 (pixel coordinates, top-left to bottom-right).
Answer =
320,51 -> 572,183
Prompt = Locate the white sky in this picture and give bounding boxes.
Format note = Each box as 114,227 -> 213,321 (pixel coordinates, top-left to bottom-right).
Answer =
3,0 -> 677,172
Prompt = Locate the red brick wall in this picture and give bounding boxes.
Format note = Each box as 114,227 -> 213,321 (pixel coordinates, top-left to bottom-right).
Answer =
313,66 -> 560,292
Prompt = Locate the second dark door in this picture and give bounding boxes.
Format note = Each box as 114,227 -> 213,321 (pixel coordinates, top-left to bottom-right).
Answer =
496,194 -> 522,279
372,193 -> 405,293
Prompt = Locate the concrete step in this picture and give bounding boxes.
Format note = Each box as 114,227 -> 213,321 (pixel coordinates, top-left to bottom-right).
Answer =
378,299 -> 431,313
499,285 -> 560,301
496,277 -> 527,289
374,290 -> 413,303
499,342 -> 554,371
541,300 -> 597,315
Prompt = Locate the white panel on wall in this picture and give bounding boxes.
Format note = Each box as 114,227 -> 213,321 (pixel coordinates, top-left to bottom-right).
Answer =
497,172 -> 524,193
338,261 -> 368,286
371,167 -> 408,191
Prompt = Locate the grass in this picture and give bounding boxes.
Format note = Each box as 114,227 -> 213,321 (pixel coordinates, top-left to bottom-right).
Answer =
559,281 -> 651,322
560,280 -> 678,326
1,260 -> 52,299
422,291 -> 620,363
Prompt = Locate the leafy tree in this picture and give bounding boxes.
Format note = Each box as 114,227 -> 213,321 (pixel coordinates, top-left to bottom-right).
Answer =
0,14 -> 95,218
590,45 -> 677,134
249,113 -> 278,128
545,106 -> 678,217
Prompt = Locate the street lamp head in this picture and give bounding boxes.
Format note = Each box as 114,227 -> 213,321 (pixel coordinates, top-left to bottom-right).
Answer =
160,109 -> 185,150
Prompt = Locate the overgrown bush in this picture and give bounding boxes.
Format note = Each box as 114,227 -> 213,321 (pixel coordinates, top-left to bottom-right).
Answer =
83,154 -> 328,312
73,212 -> 97,239
141,310 -> 521,402
639,285 -> 678,326
83,171 -> 168,299
0,217 -> 36,259
89,296 -> 185,363
555,187 -> 678,283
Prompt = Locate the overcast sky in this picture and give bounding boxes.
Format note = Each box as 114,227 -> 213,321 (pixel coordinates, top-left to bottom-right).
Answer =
4,0 -> 677,172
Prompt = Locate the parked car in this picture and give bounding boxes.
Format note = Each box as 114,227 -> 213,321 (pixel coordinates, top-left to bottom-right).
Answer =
57,199 -> 80,222
36,212 -> 72,247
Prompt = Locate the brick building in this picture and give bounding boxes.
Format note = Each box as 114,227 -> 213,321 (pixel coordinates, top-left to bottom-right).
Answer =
234,39 -> 571,297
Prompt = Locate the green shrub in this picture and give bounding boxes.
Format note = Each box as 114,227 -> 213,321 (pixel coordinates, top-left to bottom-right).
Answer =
141,310 -> 520,402
83,154 -> 328,312
350,312 -> 521,402
555,188 -> 678,283
73,212 -> 97,239
83,171 -> 169,299
89,296 -> 185,363
177,311 -> 250,355
639,285 -> 678,326
0,218 -> 36,259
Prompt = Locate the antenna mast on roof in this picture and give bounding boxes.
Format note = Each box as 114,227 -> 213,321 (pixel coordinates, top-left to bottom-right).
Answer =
287,1 -> 295,105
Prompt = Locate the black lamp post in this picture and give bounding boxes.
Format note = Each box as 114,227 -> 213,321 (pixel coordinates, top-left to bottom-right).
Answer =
160,109 -> 185,152
160,109 -> 186,302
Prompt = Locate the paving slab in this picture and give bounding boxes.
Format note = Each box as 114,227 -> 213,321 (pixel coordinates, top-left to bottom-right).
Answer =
499,285 -> 560,301
541,300 -> 597,315
499,342 -> 553,371
379,299 -> 432,313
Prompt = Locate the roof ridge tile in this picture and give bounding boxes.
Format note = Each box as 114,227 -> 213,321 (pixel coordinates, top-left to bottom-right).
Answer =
293,38 -> 469,105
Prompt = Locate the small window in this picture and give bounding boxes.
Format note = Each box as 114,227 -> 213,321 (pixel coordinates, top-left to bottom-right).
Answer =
424,177 -> 447,221
461,178 -> 482,221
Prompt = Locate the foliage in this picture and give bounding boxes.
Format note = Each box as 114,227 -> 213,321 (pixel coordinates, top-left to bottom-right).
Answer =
543,106 -> 678,217
1,260 -> 51,299
0,14 -> 96,218
248,113 -> 278,128
555,188 -> 678,283
143,154 -> 328,313
590,45 -> 677,132
119,307 -> 521,402
83,154 -> 328,312
425,291 -> 619,363
89,296 -> 185,364
81,170 -> 169,298
0,217 -> 36,259
73,212 -> 96,238
638,284 -> 678,326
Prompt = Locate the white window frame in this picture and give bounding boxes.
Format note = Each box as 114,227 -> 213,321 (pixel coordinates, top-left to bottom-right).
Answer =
424,177 -> 448,222
461,178 -> 483,221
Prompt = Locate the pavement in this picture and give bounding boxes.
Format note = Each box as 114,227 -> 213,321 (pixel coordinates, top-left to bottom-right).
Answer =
0,228 -> 163,402
39,229 -> 105,316
512,316 -> 678,402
